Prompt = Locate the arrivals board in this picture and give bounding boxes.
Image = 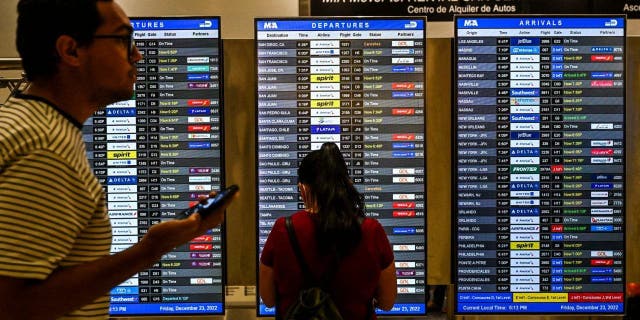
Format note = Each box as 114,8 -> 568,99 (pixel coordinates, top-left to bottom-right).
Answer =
454,16 -> 625,314
256,17 -> 427,316
83,17 -> 225,316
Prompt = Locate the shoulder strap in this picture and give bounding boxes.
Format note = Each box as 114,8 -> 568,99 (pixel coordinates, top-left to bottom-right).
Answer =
285,216 -> 315,287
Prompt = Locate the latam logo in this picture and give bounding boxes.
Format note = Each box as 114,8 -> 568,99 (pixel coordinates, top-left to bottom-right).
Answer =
263,22 -> 278,29
463,19 -> 478,27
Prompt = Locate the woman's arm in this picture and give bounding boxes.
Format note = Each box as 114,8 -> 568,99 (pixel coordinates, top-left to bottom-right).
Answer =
375,260 -> 397,310
259,263 -> 277,307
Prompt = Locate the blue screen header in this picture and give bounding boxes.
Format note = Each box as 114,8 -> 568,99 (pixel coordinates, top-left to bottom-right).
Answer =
131,18 -> 219,30
256,19 -> 425,31
457,17 -> 624,29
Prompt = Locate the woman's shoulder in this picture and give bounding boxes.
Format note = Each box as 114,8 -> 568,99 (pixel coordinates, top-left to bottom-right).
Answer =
361,216 -> 383,229
360,217 -> 387,239
273,210 -> 309,228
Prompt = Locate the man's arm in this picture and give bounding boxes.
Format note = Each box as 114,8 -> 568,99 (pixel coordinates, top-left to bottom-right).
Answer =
0,194 -> 235,320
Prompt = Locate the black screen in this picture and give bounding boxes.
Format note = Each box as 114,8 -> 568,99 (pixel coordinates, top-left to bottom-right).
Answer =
83,17 -> 225,316
453,15 -> 625,314
255,17 -> 428,316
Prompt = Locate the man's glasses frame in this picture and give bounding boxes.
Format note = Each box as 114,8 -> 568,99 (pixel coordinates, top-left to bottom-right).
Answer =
92,33 -> 134,59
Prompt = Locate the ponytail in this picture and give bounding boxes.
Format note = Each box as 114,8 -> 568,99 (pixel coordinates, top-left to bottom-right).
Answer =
298,142 -> 365,256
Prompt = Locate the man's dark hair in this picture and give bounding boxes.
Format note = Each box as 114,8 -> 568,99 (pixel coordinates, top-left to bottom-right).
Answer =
16,0 -> 109,80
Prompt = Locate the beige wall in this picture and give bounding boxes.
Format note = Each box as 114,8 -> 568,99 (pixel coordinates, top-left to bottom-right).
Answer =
119,0 -> 298,39
0,0 -> 298,57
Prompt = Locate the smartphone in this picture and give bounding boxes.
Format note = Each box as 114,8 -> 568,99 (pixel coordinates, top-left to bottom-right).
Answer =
175,185 -> 239,220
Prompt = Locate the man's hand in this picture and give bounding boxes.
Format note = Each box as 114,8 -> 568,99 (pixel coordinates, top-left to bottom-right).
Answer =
141,191 -> 239,256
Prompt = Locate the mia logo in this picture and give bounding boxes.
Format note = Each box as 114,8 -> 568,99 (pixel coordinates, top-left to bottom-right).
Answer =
263,22 -> 278,29
463,19 -> 478,27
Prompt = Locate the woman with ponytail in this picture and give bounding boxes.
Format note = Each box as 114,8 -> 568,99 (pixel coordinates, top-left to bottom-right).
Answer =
260,142 -> 397,319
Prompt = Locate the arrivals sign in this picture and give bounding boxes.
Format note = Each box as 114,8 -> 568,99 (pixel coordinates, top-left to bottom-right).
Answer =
453,15 -> 626,314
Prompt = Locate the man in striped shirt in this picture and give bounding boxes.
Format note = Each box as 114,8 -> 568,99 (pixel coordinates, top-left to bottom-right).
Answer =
0,1 -> 236,319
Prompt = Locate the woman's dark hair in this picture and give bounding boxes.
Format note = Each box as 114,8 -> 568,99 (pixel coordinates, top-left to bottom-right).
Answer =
16,0 -> 106,81
298,142 -> 365,257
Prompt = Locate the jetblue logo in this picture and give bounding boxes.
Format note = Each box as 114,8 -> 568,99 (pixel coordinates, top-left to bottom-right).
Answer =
263,22 -> 278,29
463,20 -> 478,27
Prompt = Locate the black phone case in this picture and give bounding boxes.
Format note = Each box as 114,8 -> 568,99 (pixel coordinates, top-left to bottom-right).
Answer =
175,185 -> 239,220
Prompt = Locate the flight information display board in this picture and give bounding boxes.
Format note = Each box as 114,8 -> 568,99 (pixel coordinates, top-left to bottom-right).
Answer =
256,17 -> 427,316
83,17 -> 225,316
454,16 -> 625,314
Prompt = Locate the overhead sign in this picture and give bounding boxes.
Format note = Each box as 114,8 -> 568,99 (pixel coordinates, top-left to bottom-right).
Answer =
310,0 -> 640,21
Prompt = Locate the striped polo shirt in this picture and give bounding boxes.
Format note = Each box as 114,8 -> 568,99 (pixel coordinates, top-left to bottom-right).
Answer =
0,94 -> 112,319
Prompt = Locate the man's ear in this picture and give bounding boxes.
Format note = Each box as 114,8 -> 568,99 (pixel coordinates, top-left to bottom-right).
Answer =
55,35 -> 82,67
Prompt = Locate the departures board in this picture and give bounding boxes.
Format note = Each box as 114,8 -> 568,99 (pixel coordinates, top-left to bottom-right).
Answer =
256,17 -> 427,316
453,16 -> 625,314
83,17 -> 225,316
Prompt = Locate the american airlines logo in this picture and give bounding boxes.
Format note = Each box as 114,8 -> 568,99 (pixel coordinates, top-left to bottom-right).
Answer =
263,22 -> 278,29
605,19 -> 618,27
463,20 -> 478,27
199,20 -> 212,28
404,21 -> 418,29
